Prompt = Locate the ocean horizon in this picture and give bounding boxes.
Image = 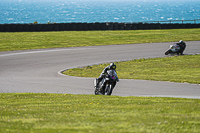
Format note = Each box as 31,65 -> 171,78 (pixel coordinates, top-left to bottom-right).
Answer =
1,0 -> 200,24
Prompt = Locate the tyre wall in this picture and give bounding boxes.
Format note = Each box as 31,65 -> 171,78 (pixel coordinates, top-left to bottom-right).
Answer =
0,22 -> 199,32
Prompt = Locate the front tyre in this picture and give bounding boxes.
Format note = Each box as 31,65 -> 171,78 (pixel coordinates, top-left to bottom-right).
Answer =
105,84 -> 113,95
165,49 -> 171,55
94,88 -> 98,95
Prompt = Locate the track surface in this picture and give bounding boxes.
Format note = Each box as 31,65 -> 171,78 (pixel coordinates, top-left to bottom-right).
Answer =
0,41 -> 200,98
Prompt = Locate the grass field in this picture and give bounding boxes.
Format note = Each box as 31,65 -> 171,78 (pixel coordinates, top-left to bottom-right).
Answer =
0,28 -> 200,51
1,29 -> 200,132
63,54 -> 200,84
0,93 -> 200,133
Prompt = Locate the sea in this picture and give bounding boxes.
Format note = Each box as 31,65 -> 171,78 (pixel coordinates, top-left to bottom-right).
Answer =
0,0 -> 200,24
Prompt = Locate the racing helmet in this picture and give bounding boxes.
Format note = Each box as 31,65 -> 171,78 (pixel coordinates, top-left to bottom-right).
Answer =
109,63 -> 116,70
179,40 -> 183,44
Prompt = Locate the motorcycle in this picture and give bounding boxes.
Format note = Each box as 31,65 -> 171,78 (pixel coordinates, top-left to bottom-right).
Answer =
94,69 -> 119,95
165,43 -> 180,55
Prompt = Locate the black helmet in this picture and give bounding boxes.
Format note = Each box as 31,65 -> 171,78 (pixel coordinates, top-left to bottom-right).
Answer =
109,63 -> 116,70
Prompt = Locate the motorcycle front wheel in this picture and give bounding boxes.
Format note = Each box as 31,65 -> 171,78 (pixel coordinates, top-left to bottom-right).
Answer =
105,84 -> 113,95
165,49 -> 171,55
94,89 -> 98,95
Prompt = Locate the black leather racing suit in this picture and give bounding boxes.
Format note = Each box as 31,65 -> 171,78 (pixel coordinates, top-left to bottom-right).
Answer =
97,65 -> 113,83
96,63 -> 118,87
177,41 -> 186,55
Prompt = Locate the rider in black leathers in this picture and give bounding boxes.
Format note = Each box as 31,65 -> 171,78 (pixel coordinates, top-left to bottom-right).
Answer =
96,63 -> 118,87
176,40 -> 186,55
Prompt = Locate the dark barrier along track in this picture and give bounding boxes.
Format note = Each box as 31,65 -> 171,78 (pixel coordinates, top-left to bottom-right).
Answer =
0,22 -> 200,32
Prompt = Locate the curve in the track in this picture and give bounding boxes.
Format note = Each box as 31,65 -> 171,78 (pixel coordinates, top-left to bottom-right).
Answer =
0,41 -> 199,98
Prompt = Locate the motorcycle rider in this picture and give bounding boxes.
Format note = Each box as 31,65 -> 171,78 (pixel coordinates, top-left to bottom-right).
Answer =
95,63 -> 118,87
176,40 -> 186,55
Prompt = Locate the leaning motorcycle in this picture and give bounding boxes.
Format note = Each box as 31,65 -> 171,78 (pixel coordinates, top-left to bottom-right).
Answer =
94,69 -> 119,95
165,43 -> 180,55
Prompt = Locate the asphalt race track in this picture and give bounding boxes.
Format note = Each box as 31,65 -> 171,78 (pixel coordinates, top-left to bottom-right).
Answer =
0,41 -> 200,98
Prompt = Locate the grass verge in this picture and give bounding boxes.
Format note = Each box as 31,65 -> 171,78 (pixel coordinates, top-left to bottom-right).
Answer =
0,93 -> 200,133
0,28 -> 200,52
1,29 -> 200,132
63,54 -> 200,84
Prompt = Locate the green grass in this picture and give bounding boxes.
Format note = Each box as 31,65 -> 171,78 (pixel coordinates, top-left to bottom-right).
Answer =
1,29 -> 200,132
0,28 -> 200,51
0,93 -> 200,133
63,54 -> 200,84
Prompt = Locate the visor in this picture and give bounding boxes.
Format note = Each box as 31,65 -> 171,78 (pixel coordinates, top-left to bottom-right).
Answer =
112,65 -> 116,69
